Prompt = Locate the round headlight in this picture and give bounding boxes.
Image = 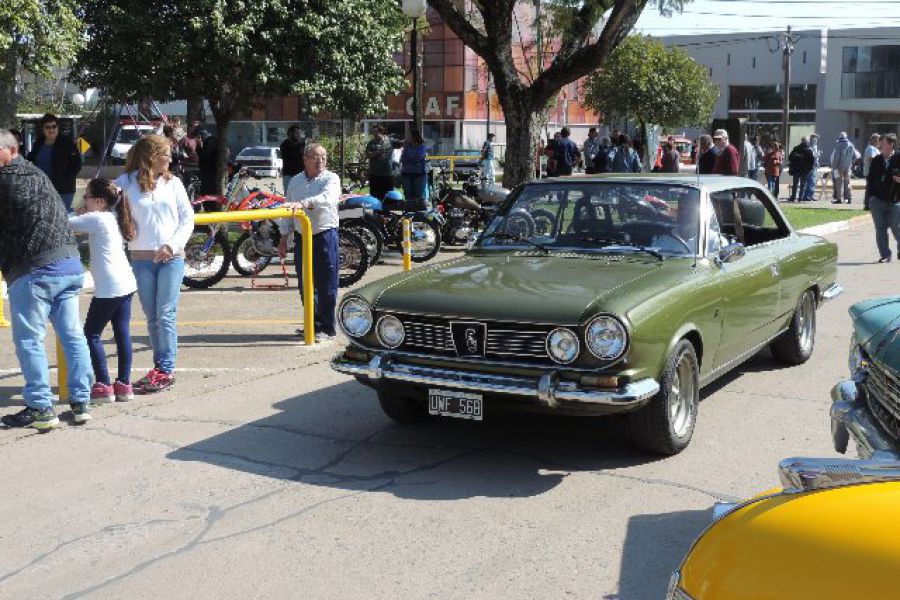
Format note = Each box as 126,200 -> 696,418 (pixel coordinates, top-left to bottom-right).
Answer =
585,315 -> 628,360
546,328 -> 580,364
339,298 -> 372,337
377,315 -> 405,349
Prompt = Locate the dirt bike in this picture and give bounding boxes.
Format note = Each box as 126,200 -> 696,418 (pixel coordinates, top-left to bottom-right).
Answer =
229,187 -> 370,288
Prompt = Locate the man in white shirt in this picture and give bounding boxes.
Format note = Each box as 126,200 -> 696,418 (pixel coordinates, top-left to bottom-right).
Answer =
278,143 -> 341,341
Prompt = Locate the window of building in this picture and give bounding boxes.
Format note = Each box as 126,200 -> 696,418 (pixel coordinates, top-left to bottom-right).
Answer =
727,53 -> 731,66
802,51 -> 807,64
752,57 -> 756,69
727,85 -> 817,138
841,45 -> 900,98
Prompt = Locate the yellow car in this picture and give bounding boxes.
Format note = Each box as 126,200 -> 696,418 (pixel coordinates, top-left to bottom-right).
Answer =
667,457 -> 900,599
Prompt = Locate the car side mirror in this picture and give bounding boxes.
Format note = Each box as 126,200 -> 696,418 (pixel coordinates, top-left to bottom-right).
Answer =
718,242 -> 746,264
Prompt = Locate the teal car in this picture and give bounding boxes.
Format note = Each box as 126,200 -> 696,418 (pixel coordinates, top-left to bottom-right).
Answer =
832,296 -> 900,460
333,175 -> 840,455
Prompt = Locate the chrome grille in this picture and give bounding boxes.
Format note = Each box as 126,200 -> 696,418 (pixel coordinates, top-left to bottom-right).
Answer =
392,314 -> 554,363
863,359 -> 900,442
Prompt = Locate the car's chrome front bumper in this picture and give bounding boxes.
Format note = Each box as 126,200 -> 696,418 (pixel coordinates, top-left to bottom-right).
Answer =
830,379 -> 900,460
332,353 -> 660,409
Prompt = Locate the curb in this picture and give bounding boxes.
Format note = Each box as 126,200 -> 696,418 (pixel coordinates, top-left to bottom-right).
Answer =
798,214 -> 870,237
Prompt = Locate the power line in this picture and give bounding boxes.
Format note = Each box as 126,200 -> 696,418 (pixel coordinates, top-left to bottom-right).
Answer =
679,10 -> 900,18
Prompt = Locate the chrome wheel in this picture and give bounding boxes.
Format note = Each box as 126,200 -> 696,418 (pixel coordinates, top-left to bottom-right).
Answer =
797,291 -> 816,354
669,353 -> 697,438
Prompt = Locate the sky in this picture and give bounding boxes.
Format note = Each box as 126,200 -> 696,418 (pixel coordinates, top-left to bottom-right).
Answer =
632,0 -> 900,36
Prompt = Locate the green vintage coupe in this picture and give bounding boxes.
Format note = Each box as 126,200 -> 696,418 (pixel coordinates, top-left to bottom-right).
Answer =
332,175 -> 840,454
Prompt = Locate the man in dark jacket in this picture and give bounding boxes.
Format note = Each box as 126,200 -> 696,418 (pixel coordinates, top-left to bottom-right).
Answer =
280,124 -> 304,192
25,113 -> 82,212
865,133 -> 900,262
0,129 -> 92,431
787,138 -> 815,202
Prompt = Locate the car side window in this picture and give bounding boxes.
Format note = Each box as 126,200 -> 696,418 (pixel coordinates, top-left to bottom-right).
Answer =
711,189 -> 789,247
706,209 -> 724,255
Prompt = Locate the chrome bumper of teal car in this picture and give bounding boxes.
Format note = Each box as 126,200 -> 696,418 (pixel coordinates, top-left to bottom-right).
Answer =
332,354 -> 660,409
831,379 -> 900,461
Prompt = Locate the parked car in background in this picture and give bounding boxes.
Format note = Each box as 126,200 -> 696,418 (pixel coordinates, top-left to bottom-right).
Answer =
234,146 -> 282,178
332,175 -> 840,455
109,123 -> 156,164
667,456 -> 900,599
449,148 -> 482,180
832,295 -> 900,460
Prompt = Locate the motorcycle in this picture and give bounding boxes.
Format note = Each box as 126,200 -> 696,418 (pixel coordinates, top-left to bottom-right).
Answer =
340,189 -> 444,263
229,187 -> 369,288
433,169 -> 512,245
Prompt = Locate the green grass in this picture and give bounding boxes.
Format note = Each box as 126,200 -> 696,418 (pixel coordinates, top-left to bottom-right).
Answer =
780,206 -> 867,230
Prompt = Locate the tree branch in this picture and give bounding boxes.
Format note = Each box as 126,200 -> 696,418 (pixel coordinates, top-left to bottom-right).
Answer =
532,0 -> 649,104
426,0 -> 490,56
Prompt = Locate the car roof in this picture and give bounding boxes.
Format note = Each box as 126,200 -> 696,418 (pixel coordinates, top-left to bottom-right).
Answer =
535,174 -> 769,194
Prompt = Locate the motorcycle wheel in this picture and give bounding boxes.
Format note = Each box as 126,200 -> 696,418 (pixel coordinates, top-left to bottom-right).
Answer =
182,229 -> 231,289
502,210 -> 536,239
338,228 -> 369,288
531,209 -> 558,237
231,232 -> 273,276
347,222 -> 383,266
409,216 -> 442,263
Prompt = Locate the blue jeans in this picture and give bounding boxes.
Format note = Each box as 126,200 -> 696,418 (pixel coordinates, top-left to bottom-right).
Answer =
84,294 -> 134,384
8,272 -> 92,409
132,258 -> 184,373
401,174 -> 426,202
870,196 -> 900,260
804,169 -> 818,200
59,192 -> 75,213
767,174 -> 780,195
293,229 -> 339,336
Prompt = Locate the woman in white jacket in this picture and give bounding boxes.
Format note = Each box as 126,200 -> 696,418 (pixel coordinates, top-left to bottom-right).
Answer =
116,135 -> 194,393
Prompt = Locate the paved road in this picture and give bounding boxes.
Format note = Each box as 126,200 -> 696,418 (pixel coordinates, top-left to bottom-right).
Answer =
0,218 -> 894,599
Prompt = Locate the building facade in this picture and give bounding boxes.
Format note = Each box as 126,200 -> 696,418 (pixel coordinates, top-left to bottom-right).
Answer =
661,27 -> 900,151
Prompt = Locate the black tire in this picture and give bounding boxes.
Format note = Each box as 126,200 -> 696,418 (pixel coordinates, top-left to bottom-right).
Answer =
502,210 -> 535,239
338,228 -> 369,288
377,385 -> 430,423
409,216 -> 442,263
231,232 -> 273,276
183,230 -> 231,289
628,339 -> 700,455
348,222 -> 383,266
531,209 -> 557,237
770,289 -> 817,365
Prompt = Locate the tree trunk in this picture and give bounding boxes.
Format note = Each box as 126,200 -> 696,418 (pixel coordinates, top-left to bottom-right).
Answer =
498,95 -> 540,189
186,91 -> 205,128
213,116 -> 231,195
0,47 -> 19,130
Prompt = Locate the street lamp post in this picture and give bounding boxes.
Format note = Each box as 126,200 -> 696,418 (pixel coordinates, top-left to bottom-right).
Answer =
402,0 -> 427,135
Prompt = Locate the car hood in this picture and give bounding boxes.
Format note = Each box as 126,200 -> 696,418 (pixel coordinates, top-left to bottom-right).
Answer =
851,296 -> 900,368
369,252 -> 692,324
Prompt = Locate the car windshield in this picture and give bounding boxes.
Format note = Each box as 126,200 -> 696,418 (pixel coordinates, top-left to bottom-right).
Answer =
477,182 -> 701,257
239,148 -> 272,158
116,127 -> 152,143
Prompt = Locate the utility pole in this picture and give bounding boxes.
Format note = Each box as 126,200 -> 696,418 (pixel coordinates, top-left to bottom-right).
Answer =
781,25 -> 795,150
485,71 -> 491,141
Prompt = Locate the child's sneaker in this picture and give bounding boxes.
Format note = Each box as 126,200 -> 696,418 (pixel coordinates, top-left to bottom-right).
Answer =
142,370 -> 175,393
113,380 -> 134,402
1,406 -> 59,431
90,382 -> 115,404
69,402 -> 91,425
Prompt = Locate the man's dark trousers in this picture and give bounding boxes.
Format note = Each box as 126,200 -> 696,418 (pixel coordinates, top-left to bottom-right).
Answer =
293,228 -> 339,336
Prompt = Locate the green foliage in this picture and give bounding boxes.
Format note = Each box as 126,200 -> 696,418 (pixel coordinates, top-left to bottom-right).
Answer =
0,0 -> 84,76
73,0 -> 406,119
584,35 -> 718,130
317,130 -> 368,165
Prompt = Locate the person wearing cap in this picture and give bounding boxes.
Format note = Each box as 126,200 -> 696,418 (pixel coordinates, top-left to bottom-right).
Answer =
711,129 -> 739,176
830,132 -> 859,204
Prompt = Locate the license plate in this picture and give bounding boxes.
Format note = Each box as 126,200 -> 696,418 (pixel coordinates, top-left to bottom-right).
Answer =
428,389 -> 483,421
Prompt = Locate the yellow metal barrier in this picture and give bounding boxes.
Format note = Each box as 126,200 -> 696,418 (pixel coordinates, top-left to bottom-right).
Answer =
0,274 -> 9,328
402,218 -> 412,271
428,155 -> 466,174
193,207 -> 315,346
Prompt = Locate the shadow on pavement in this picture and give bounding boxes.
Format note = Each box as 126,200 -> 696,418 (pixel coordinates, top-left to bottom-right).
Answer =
167,380 -> 666,501
604,508 -> 711,600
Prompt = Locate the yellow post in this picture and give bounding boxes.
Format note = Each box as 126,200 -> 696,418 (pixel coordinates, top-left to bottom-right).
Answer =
295,212 -> 315,346
193,206 -> 317,345
56,336 -> 69,402
0,274 -> 10,328
402,218 -> 412,271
